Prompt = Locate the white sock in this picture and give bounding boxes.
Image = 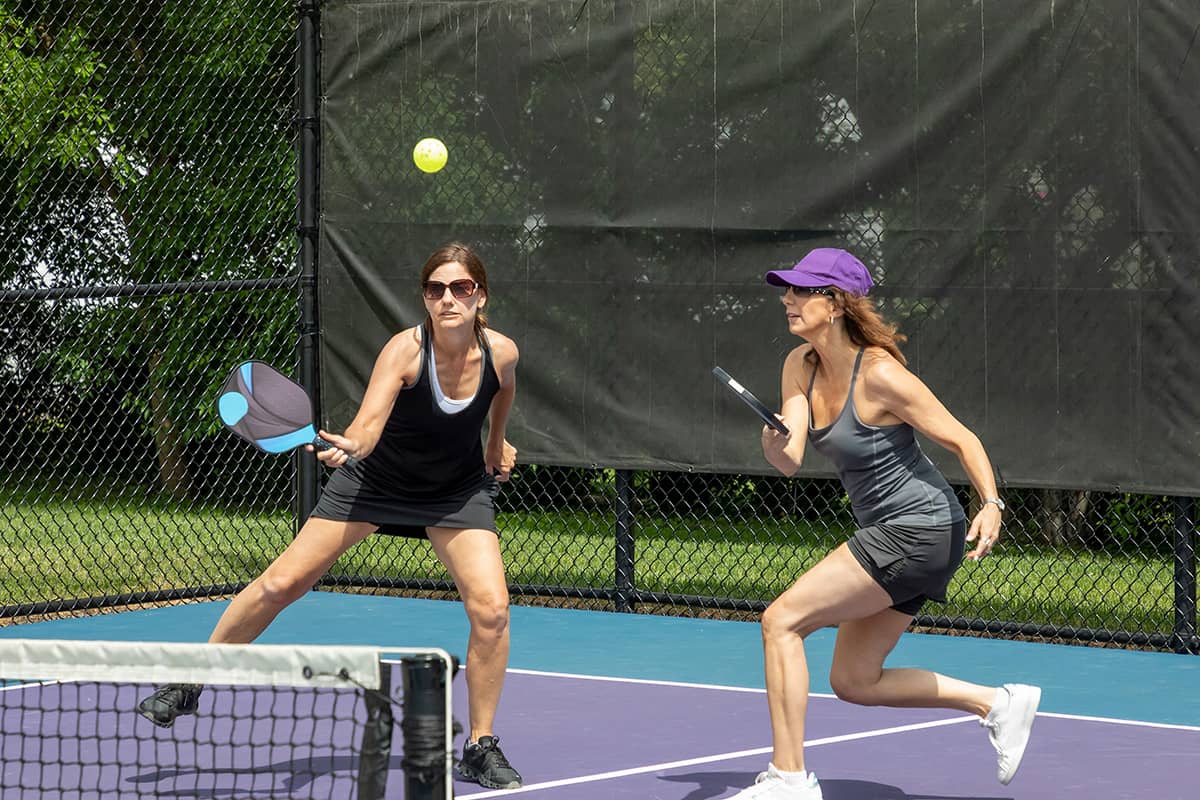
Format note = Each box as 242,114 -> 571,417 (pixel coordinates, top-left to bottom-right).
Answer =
769,763 -> 810,785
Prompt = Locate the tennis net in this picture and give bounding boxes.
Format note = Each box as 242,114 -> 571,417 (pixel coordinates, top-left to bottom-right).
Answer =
0,638 -> 456,799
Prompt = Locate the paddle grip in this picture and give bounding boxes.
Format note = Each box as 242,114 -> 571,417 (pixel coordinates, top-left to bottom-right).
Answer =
312,436 -> 358,468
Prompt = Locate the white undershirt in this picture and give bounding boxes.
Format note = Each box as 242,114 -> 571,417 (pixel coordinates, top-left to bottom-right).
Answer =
427,341 -> 475,414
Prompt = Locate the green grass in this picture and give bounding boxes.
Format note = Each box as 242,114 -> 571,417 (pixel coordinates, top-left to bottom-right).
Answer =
0,498 -> 1176,637
0,498 -> 290,603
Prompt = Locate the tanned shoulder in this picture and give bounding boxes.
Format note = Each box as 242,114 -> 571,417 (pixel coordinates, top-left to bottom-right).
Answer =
484,329 -> 519,373
379,326 -> 423,386
783,343 -> 815,396
860,346 -> 916,404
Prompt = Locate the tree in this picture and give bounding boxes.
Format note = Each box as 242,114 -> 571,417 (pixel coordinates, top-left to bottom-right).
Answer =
0,1 -> 298,496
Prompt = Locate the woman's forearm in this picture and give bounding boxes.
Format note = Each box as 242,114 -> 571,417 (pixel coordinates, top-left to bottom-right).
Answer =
958,433 -> 999,502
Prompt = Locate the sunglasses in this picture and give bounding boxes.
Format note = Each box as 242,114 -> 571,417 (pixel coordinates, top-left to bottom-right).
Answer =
784,286 -> 834,298
422,279 -> 478,300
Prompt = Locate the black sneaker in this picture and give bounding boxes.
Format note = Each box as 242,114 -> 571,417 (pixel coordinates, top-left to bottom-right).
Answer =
137,684 -> 204,728
456,735 -> 522,789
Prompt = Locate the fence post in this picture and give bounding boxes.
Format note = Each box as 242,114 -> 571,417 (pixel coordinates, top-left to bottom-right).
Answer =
295,0 -> 322,528
614,469 -> 636,613
1172,496 -> 1197,654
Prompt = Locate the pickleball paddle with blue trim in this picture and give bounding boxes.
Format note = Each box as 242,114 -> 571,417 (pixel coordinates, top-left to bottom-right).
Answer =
216,361 -> 356,466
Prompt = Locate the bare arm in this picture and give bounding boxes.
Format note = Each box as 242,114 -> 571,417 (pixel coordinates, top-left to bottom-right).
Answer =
484,331 -> 519,481
761,345 -> 812,476
867,357 -> 1003,559
314,329 -> 419,466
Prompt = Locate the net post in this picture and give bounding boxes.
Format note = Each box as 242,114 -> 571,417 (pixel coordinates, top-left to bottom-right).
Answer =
400,653 -> 457,800
357,660 -> 394,800
1172,496 -> 1197,654
295,0 -> 322,527
614,469 -> 637,613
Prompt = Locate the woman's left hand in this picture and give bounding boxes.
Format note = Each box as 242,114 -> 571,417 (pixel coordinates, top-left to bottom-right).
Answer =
486,438 -> 517,482
965,503 -> 1003,561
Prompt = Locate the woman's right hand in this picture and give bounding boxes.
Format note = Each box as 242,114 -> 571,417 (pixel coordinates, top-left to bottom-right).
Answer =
760,417 -> 796,474
309,429 -> 360,468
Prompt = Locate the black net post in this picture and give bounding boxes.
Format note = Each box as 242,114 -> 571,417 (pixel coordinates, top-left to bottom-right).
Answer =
614,469 -> 637,613
400,654 -> 456,800
356,664 -> 394,800
1172,496 -> 1197,655
295,0 -> 323,526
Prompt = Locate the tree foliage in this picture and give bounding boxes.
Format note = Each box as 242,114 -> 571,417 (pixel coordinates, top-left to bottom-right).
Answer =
0,1 -> 298,495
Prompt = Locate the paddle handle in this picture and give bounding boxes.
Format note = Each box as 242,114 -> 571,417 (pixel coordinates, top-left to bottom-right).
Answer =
312,435 -> 358,468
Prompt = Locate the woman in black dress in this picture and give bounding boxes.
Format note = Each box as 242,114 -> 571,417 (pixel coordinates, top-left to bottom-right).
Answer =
138,242 -> 524,790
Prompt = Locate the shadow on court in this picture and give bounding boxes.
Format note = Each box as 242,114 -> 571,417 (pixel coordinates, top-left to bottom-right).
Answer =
127,754 -> 387,797
656,770 -> 759,800
658,772 -> 1012,800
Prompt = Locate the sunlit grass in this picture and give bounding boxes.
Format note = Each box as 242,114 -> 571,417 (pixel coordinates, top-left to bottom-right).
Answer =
0,499 -> 1175,636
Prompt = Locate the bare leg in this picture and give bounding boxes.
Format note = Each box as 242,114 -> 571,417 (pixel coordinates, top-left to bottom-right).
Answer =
761,544 -> 895,773
208,518 -> 377,644
428,527 -> 510,741
830,610 -> 997,717
829,607 -> 1040,786
138,518 -> 377,730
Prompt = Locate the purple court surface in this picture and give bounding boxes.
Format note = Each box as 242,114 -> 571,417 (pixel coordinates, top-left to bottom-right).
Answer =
450,668 -> 1199,800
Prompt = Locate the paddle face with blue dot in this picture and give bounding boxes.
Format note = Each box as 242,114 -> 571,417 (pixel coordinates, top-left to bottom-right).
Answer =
216,361 -> 325,457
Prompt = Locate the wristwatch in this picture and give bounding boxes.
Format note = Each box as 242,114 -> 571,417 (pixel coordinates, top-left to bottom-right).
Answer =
983,497 -> 1006,512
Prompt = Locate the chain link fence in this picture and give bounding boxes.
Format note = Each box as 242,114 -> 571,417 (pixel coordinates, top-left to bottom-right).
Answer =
0,1 -> 303,612
1,1 -> 1196,655
326,466 -> 1197,653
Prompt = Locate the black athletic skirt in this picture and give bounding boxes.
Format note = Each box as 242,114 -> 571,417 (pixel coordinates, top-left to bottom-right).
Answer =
847,519 -> 968,616
309,463 -> 500,539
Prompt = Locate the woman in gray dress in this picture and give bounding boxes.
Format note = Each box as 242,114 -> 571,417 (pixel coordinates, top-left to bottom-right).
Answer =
727,248 -> 1040,800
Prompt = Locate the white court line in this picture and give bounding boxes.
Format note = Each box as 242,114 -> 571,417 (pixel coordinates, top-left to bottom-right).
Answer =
1037,711 -> 1200,732
0,679 -> 58,693
505,667 -> 778,695
505,666 -> 840,699
457,715 -> 977,798
501,667 -> 1197,729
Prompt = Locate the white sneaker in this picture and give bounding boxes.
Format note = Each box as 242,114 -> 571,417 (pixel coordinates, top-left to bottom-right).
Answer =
727,763 -> 823,799
981,683 -> 1041,784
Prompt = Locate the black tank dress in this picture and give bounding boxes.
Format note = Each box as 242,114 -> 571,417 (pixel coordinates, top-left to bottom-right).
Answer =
309,324 -> 502,538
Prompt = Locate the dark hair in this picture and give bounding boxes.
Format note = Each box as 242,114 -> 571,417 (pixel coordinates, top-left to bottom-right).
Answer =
806,288 -> 908,366
420,242 -> 489,337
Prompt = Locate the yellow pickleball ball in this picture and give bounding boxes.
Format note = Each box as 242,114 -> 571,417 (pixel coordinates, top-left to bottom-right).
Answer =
413,137 -> 448,173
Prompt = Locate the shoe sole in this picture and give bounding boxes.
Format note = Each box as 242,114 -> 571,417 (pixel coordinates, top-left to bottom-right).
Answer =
456,763 -> 522,790
136,710 -> 177,728
998,685 -> 1041,785
136,702 -> 197,729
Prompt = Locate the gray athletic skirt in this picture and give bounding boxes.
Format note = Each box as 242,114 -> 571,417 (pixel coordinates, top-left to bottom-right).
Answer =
847,519 -> 968,615
309,465 -> 500,539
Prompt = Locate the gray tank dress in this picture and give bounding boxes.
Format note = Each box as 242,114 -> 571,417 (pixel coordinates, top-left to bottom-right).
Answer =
807,348 -> 968,613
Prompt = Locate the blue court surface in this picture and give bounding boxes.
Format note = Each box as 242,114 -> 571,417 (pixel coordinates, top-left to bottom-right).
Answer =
3,592 -> 1198,799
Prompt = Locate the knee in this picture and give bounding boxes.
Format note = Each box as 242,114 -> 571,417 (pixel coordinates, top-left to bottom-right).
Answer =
761,599 -> 816,642
465,592 -> 510,638
828,668 -> 878,706
257,569 -> 310,608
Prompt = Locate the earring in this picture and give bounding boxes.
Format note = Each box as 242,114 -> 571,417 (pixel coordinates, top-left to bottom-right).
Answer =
828,315 -> 835,325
